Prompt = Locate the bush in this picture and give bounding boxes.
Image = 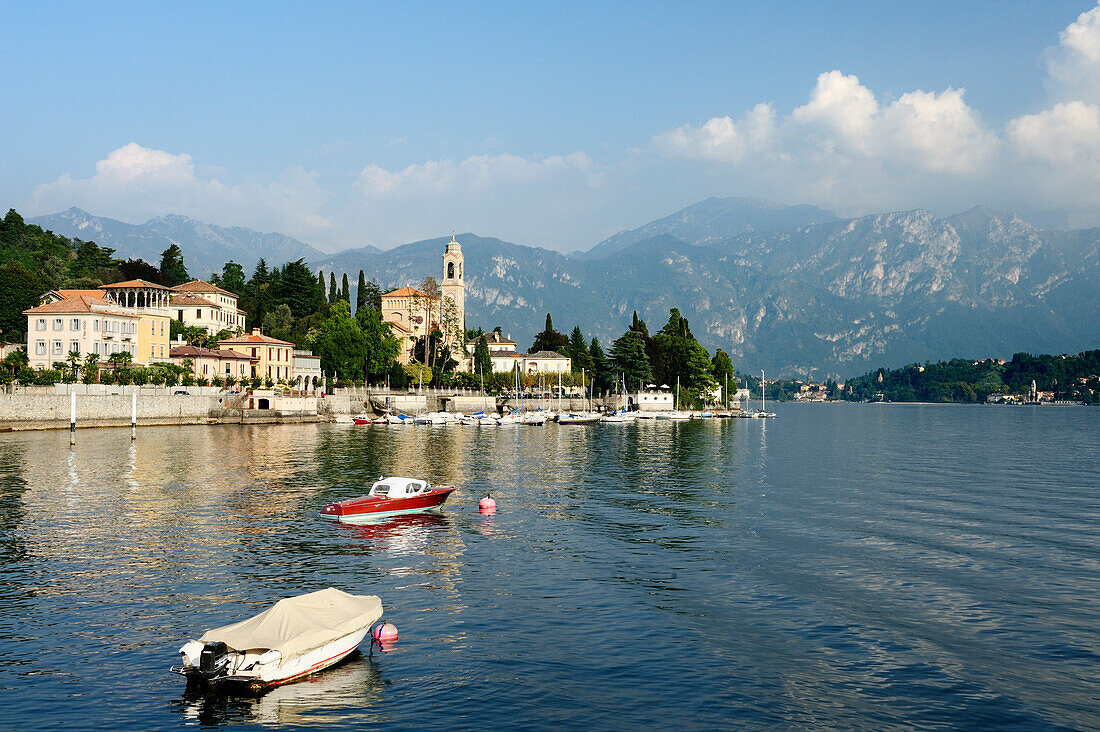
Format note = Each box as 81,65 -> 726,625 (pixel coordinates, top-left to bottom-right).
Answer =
34,369 -> 62,386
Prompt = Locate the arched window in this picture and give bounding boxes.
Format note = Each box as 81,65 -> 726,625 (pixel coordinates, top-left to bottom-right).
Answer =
447,261 -> 455,279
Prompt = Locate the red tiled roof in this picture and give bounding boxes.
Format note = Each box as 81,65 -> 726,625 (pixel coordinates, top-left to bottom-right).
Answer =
170,345 -> 252,360
172,280 -> 235,296
52,289 -> 105,300
382,286 -> 437,300
217,331 -> 293,346
99,279 -> 173,290
169,294 -> 220,308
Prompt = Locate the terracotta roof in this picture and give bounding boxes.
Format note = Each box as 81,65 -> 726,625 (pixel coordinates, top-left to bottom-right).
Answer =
173,280 -> 235,296
217,331 -> 293,346
169,294 -> 221,308
382,286 -> 437,300
171,345 -> 252,360
52,289 -> 105,300
99,279 -> 173,290
23,295 -> 140,317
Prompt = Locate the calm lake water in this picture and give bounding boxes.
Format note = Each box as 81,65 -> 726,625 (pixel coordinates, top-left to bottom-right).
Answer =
0,404 -> 1098,730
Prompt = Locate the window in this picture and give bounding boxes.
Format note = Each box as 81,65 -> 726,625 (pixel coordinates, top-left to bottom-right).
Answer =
448,261 -> 455,279
151,345 -> 156,358
53,319 -> 63,331
178,309 -> 184,321
70,342 -> 79,354
151,322 -> 156,335
93,343 -> 100,355
159,345 -> 164,358
196,309 -> 202,319
36,318 -> 46,331
52,341 -> 63,355
93,319 -> 99,332
159,321 -> 164,336
71,318 -> 81,330
203,364 -> 208,375
35,341 -> 46,355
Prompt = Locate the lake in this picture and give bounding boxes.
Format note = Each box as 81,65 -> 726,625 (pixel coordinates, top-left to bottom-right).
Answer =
0,404 -> 1097,730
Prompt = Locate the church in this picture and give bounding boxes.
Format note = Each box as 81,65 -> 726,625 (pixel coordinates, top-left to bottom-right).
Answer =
380,235 -> 466,367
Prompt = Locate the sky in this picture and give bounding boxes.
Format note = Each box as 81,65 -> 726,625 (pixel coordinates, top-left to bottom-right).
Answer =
4,1 -> 1100,254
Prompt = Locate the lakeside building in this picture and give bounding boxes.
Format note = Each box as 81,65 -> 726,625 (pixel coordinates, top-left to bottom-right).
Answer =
292,350 -> 323,391
169,280 -> 247,335
97,280 -> 173,363
169,345 -> 253,381
23,296 -> 142,370
380,235 -> 466,367
217,329 -> 294,382
462,332 -> 572,375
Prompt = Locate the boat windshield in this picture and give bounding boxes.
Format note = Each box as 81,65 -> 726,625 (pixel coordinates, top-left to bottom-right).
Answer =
370,482 -> 391,497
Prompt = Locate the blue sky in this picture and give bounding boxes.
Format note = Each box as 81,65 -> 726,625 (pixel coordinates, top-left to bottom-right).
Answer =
4,1 -> 1100,252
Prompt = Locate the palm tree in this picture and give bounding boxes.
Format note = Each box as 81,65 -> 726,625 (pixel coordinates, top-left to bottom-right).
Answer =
66,350 -> 81,380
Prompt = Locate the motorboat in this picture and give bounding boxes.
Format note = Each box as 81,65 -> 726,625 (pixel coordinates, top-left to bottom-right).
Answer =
320,477 -> 456,524
600,411 -> 636,423
385,414 -> 411,425
351,415 -> 376,425
171,588 -> 383,693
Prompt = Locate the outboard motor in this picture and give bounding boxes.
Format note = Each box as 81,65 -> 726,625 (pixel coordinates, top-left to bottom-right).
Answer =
198,641 -> 230,678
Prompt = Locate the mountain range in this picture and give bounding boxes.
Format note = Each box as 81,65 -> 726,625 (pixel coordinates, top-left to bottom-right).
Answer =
31,199 -> 1100,379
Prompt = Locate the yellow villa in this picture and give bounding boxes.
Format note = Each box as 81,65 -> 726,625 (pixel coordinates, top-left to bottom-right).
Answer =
217,329 -> 295,382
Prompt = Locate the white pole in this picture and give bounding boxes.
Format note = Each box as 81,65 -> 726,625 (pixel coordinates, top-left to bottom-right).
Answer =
69,390 -> 76,446
131,390 -> 137,441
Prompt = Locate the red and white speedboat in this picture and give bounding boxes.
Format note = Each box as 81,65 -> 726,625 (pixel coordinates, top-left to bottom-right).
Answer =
321,477 -> 456,524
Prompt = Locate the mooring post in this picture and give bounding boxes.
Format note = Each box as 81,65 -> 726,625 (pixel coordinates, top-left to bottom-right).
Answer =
69,390 -> 76,446
131,390 -> 137,441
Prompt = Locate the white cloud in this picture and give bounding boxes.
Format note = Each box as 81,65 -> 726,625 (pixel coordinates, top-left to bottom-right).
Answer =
355,152 -> 592,198
1047,1 -> 1100,102
656,103 -> 776,162
29,143 -> 333,243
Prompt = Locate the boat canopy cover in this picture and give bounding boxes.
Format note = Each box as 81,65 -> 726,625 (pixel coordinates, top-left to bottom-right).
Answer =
199,588 -> 383,661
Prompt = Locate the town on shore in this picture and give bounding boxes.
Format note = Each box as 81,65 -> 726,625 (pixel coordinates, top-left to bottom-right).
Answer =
0,208 -> 1096,412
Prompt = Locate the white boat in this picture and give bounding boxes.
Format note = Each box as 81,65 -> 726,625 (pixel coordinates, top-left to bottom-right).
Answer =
522,411 -> 548,425
385,414 -> 412,425
667,410 -> 693,420
557,412 -> 600,424
756,369 -> 777,418
332,415 -> 355,424
171,588 -> 383,693
600,411 -> 636,423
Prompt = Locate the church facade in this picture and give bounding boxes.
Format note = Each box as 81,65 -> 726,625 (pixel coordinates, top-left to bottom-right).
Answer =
380,235 -> 467,367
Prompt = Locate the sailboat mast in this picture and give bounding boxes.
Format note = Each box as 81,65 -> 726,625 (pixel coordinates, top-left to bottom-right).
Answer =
761,370 -> 765,412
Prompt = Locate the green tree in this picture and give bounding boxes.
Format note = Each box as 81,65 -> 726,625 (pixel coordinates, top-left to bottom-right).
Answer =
0,264 -> 41,342
308,300 -> 367,381
262,303 -> 294,342
589,337 -> 614,394
652,308 -> 716,397
610,329 -> 652,388
159,244 -> 190,286
531,313 -> 569,354
568,326 -> 593,374
217,260 -> 247,295
356,270 -> 367,313
81,353 -> 99,384
328,272 -> 338,304
473,335 -> 492,379
318,272 -> 328,303
356,305 -> 400,380
341,273 -> 350,303
278,259 -> 323,320
362,278 -> 383,311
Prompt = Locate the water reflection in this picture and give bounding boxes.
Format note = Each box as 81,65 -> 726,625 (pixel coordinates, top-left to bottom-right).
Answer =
173,652 -> 387,726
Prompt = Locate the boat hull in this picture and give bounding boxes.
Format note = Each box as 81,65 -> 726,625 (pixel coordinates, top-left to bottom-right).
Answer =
320,487 -> 456,524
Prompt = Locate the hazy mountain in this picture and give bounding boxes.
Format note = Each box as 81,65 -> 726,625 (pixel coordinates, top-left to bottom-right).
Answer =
30,208 -> 329,277
32,202 -> 1100,378
577,196 -> 838,261
312,207 -> 1100,379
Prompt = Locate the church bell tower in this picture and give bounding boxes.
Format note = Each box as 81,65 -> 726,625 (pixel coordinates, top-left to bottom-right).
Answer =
440,233 -> 466,345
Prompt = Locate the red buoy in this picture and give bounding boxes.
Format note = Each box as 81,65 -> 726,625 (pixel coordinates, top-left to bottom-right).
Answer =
478,494 -> 497,513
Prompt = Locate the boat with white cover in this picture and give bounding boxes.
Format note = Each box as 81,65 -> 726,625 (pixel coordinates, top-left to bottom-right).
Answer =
171,588 -> 383,693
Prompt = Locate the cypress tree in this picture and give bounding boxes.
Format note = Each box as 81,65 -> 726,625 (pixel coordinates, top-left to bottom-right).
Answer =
329,272 -> 338,303
356,270 -> 367,313
341,273 -> 350,303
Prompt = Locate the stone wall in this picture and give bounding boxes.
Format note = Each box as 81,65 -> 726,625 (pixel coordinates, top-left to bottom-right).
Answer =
0,387 -> 223,430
